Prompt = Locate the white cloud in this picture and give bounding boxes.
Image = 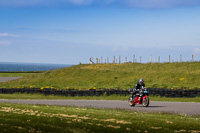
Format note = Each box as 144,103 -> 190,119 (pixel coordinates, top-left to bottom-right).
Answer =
0,33 -> 20,37
0,41 -> 11,46
112,46 -> 128,52
193,48 -> 200,55
0,33 -> 8,36
0,0 -> 94,7
0,0 -> 49,7
125,0 -> 200,8
65,0 -> 93,5
0,0 -> 200,8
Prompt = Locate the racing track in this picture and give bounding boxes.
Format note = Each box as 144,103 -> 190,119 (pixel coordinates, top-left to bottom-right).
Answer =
0,77 -> 21,82
0,99 -> 200,115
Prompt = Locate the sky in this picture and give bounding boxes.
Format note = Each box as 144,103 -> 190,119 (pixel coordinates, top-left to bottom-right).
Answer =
0,0 -> 200,64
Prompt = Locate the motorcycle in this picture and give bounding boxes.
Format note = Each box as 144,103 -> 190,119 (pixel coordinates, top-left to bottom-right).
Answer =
128,87 -> 149,107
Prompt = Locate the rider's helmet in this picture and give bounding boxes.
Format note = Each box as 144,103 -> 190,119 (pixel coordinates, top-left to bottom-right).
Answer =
139,79 -> 144,85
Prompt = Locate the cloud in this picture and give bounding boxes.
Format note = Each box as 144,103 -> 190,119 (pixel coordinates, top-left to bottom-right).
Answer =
0,0 -> 52,7
0,0 -> 94,7
0,41 -> 11,46
193,48 -> 200,55
0,0 -> 200,8
112,46 -> 128,52
124,0 -> 200,8
65,0 -> 93,5
0,33 -> 8,36
0,33 -> 20,37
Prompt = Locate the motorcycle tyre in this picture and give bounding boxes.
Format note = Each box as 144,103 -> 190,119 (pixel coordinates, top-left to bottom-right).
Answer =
143,97 -> 149,107
128,96 -> 135,107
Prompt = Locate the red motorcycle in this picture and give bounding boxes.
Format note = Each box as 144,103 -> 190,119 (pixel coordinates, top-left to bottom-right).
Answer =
128,87 -> 149,107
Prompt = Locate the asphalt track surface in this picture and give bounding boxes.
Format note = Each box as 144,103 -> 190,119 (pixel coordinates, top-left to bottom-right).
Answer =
0,77 -> 21,82
0,99 -> 199,115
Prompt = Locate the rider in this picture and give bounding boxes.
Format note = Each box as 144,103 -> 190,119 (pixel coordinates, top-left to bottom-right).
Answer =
130,79 -> 145,101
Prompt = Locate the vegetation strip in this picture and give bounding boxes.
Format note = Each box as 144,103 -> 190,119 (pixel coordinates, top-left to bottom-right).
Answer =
0,103 -> 199,133
1,62 -> 200,89
0,88 -> 200,98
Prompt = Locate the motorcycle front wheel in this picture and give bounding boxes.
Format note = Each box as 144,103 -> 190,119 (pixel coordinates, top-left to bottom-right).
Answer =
143,97 -> 149,107
128,96 -> 135,107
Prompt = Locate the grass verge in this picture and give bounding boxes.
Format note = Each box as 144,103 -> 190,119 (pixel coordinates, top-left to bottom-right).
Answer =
1,62 -> 200,89
0,93 -> 200,103
0,103 -> 199,133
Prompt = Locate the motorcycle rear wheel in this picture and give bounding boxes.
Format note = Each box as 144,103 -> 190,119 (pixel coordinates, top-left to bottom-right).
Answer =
128,96 -> 135,107
143,97 -> 149,107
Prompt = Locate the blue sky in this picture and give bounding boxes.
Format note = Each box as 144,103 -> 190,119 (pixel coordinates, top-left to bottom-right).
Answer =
0,0 -> 200,64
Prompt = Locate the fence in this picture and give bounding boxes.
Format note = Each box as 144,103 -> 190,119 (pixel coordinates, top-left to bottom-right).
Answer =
89,54 -> 198,64
0,88 -> 200,98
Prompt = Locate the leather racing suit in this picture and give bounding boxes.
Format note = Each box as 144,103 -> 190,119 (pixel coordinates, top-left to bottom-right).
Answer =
130,82 -> 146,102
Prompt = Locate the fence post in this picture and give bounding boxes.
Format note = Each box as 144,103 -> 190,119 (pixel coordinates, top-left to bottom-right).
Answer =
180,55 -> 182,63
96,58 -> 98,64
89,58 -> 92,64
90,58 -> 95,64
150,55 -> 152,63
192,54 -> 194,62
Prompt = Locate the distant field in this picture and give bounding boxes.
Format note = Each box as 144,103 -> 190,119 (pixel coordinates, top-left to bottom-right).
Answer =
0,62 -> 200,89
0,103 -> 199,133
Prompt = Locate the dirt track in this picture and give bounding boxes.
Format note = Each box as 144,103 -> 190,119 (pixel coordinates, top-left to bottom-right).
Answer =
0,99 -> 199,115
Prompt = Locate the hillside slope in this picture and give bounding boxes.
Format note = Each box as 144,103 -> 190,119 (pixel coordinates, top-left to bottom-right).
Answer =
1,62 -> 200,89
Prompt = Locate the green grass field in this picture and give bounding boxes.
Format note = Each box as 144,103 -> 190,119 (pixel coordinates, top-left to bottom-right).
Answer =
1,63 -> 199,133
1,62 -> 200,89
0,103 -> 199,133
0,93 -> 200,103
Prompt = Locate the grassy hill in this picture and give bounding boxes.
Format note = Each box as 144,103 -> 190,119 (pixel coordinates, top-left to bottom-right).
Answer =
1,62 -> 200,89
